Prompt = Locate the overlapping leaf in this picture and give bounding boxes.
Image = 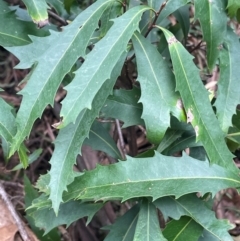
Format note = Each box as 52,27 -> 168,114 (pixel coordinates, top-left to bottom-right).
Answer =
29,201 -> 103,234
227,0 -> 240,18
0,1 -> 49,47
173,4 -> 190,40
133,199 -> 166,241
0,98 -> 28,166
21,0 -> 49,27
159,27 -> 236,172
132,31 -> 184,144
48,55 -> 125,214
214,29 -> 240,133
61,152 -> 240,203
104,204 -> 140,241
8,0 -> 114,157
24,176 -> 61,241
194,0 -> 227,71
59,5 -> 151,128
155,195 -> 234,241
84,121 -> 121,159
157,0 -> 190,24
162,216 -> 203,241
99,87 -> 144,127
198,230 -> 220,241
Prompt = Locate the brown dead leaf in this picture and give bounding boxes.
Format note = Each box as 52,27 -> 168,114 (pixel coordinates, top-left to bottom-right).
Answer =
0,199 -> 18,241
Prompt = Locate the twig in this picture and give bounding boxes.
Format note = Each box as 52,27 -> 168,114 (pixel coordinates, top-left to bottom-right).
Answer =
115,119 -> 126,159
58,226 -> 72,241
48,10 -> 68,26
189,40 -> 202,53
127,2 -> 166,62
0,183 -> 31,241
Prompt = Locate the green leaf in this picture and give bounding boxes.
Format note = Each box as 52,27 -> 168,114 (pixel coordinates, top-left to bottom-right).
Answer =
0,98 -> 28,166
194,0 -> 227,71
29,201 -> 103,234
133,199 -> 167,241
157,129 -> 184,153
64,0 -> 75,13
84,121 -> 121,159
0,1 -> 10,12
132,31 -> 184,144
21,0 -> 49,27
198,230 -> 220,241
214,29 -> 240,133
24,176 -> 61,241
100,87 -> 144,127
59,5 -> 151,128
8,0 -> 114,156
147,0 -> 165,10
12,149 -> 42,171
162,216 -> 203,241
100,2 -> 122,37
0,98 -> 17,145
155,195 -> 234,241
227,0 -> 240,18
35,174 -> 50,194
157,0 -> 190,24
63,152 -> 240,203
104,204 -> 140,241
48,54 -> 125,214
46,0 -> 65,15
173,4 -> 190,40
165,130 -> 200,155
0,10 -> 48,47
158,27 -> 236,172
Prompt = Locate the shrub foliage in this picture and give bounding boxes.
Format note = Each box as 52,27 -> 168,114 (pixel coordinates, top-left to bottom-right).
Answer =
1,0 -> 240,240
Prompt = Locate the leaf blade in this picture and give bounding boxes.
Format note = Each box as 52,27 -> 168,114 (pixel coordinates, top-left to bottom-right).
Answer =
48,53 -> 125,214
63,152 -> 240,203
21,0 -> 49,27
214,29 -> 240,132
9,0 -> 113,156
158,27 -> 236,172
194,0 -> 227,70
132,31 -> 184,143
133,199 -> 167,241
155,195 -> 234,241
60,5 -> 151,128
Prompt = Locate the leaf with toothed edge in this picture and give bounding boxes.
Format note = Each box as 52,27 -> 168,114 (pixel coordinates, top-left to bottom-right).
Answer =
162,216 -> 203,241
0,3 -> 49,47
84,121 -> 122,159
99,87 -> 144,128
48,53 -> 126,214
8,0 -> 114,157
214,28 -> 240,133
133,199 -> 167,241
158,27 -> 237,173
103,204 -> 140,241
155,194 -> 234,241
59,5 -> 151,129
0,98 -> 28,167
29,201 -> 103,234
21,0 -> 49,27
194,0 -> 227,71
132,31 -> 185,144
60,152 -> 240,203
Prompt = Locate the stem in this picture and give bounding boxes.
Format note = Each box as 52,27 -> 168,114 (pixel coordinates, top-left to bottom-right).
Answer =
0,184 -> 31,241
115,119 -> 126,159
127,2 -> 167,62
227,132 -> 240,137
48,10 -> 67,26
